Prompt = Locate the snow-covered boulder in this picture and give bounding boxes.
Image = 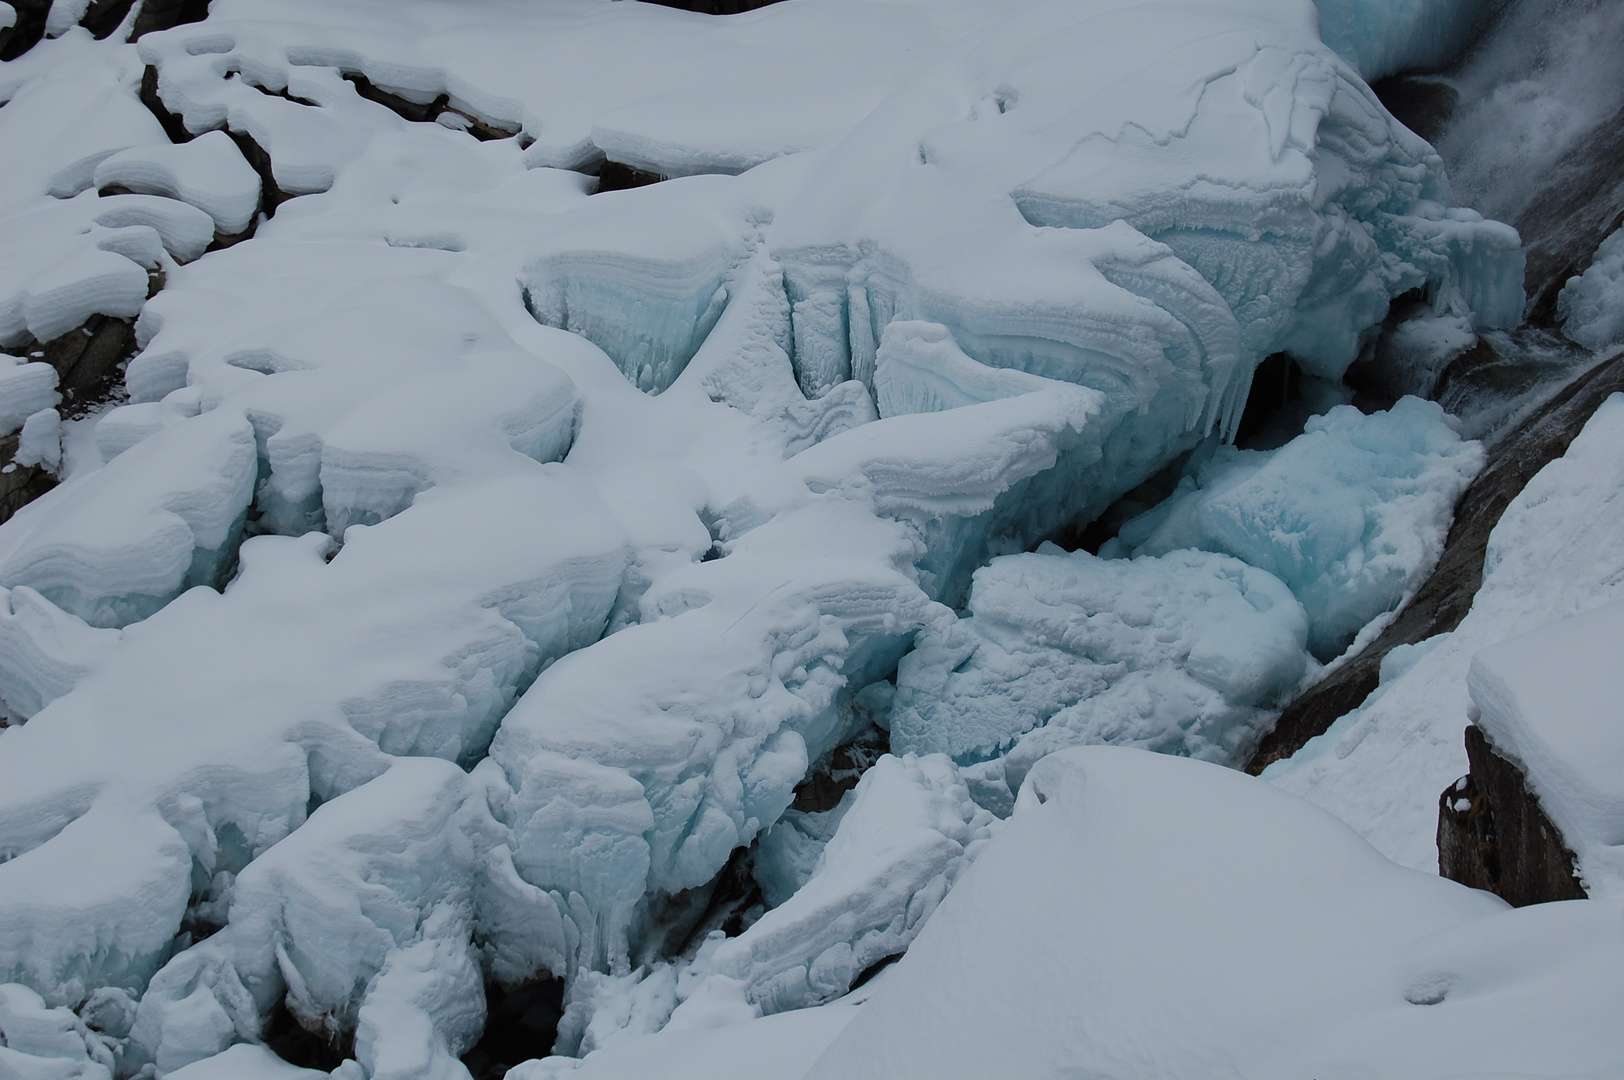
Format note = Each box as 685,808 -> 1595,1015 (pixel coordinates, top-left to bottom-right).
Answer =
1468,598 -> 1624,896
807,746 -> 1624,1080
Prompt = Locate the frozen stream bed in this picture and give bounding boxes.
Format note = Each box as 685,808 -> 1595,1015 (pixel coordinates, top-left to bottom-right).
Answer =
0,0 -> 1619,1077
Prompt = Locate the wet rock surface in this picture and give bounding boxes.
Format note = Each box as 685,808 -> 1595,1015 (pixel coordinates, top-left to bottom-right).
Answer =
1438,724 -> 1587,905
1247,345 -> 1624,774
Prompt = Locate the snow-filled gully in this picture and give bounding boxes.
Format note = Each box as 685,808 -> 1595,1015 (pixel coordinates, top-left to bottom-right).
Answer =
2,0 -> 1624,1078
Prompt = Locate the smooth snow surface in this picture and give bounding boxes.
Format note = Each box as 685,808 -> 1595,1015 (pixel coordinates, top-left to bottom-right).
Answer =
807,747 -> 1624,1080
1271,393 -> 1624,871
1469,599 -> 1624,894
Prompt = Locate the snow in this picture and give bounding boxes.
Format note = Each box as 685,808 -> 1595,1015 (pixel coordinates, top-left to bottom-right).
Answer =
163,1043 -> 325,1080
12,409 -> 62,473
1469,599 -> 1624,894
1558,227 -> 1624,352
807,746 -> 1624,1080
0,0 -> 1587,1073
1271,393 -> 1624,870
0,358 -> 60,437
508,997 -> 860,1080
892,545 -> 1309,779
92,130 -> 262,236
687,753 -> 995,1015
1109,397 -> 1483,658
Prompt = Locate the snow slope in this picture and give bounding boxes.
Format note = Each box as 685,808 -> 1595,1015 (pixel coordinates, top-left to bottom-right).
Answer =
808,746 -> 1624,1080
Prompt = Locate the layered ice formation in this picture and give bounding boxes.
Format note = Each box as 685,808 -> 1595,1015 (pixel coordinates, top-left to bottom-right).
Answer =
0,0 -> 1561,1073
892,546 -> 1309,776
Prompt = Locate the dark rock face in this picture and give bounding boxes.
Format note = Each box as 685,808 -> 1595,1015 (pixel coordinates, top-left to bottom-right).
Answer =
595,160 -> 667,194
0,0 -> 207,59
461,977 -> 565,1080
0,432 -> 58,528
1372,75 -> 1461,145
1438,725 -> 1587,905
1247,345 -> 1624,774
1515,105 -> 1624,327
641,0 -> 784,14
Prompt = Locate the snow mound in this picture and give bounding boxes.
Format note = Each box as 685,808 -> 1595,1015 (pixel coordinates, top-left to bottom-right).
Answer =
0,473 -> 626,1008
807,746 -> 1624,1080
0,357 -> 60,437
1469,599 -> 1624,895
1271,393 -> 1624,870
1111,396 -> 1483,658
893,545 -> 1308,779
92,130 -> 262,236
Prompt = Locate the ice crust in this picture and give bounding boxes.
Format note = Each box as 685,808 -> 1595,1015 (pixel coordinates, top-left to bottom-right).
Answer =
1109,397 -> 1483,658
1270,393 -> 1624,871
0,0 -> 1549,1072
807,747 -> 1624,1080
892,545 -> 1310,779
1558,227 -> 1624,352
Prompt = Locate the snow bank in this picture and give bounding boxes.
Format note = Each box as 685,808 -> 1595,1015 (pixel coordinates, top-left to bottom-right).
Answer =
1468,599 -> 1624,894
1272,393 -> 1624,870
807,746 -> 1624,1080
892,545 -> 1308,777
1558,227 -> 1624,352
1111,397 -> 1482,657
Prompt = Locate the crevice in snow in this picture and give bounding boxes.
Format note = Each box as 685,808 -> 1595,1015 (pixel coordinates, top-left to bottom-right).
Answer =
339,71 -> 521,143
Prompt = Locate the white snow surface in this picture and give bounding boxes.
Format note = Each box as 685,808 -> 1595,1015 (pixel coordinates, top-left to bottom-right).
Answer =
0,0 -> 1571,1073
1270,393 -> 1624,871
1469,599 -> 1624,895
807,746 -> 1624,1080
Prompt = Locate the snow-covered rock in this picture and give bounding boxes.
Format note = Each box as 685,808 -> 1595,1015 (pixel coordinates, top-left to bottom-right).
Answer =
807,746 -> 1624,1080
1468,599 -> 1624,895
1271,392 -> 1624,870
92,130 -> 262,236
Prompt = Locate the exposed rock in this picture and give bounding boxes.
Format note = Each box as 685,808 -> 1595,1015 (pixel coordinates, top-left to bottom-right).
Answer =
595,160 -> 667,194
1247,344 -> 1624,773
1438,724 -> 1586,905
0,430 -> 58,527
642,0 -> 783,14
460,977 -> 565,1080
27,312 -> 139,415
341,72 -> 521,142
0,0 -> 48,60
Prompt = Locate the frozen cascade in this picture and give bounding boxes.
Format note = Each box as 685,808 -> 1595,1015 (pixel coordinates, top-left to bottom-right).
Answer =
0,0 -> 1574,1074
